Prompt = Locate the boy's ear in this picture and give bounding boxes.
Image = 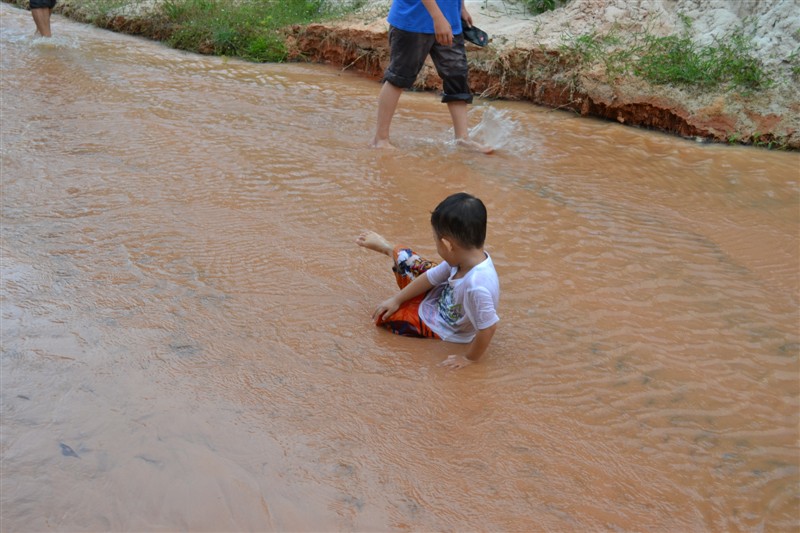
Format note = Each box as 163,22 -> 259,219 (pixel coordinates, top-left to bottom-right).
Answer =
440,236 -> 455,251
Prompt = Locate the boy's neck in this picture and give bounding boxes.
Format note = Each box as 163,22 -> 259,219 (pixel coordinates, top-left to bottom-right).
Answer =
453,247 -> 487,276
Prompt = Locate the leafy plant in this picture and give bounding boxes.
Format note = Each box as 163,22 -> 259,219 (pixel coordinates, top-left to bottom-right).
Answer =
558,16 -> 772,91
788,46 -> 800,81
636,28 -> 770,90
517,0 -> 569,16
159,0 -> 331,62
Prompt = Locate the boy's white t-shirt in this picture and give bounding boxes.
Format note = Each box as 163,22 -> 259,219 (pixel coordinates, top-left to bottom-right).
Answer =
419,253 -> 500,343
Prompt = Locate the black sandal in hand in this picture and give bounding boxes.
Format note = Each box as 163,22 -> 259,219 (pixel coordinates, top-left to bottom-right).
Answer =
461,19 -> 489,47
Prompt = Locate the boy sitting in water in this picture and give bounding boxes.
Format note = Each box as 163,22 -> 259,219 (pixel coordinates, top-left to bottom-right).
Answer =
357,192 -> 499,369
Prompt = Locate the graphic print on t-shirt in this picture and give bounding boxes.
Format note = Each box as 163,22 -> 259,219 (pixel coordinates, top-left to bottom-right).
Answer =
437,283 -> 464,326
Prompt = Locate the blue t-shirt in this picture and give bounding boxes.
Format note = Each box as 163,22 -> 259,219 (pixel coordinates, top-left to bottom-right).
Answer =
387,0 -> 463,35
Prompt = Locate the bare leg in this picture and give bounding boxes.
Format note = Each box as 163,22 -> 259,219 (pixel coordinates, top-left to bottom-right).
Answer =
447,100 -> 493,154
371,82 -> 403,149
31,8 -> 52,38
356,231 -> 393,257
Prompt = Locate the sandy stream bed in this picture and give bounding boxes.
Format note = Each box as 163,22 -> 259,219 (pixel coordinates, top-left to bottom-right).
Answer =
6,0 -> 800,149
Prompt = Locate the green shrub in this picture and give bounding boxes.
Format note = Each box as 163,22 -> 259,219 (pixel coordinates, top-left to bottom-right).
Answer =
160,0 -> 330,61
518,0 -> 569,15
559,16 -> 772,91
636,28 -> 770,90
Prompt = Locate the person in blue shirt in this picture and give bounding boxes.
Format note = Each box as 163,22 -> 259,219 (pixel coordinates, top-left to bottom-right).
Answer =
371,0 -> 492,153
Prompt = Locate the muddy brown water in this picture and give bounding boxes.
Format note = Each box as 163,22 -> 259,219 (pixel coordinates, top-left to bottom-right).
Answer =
2,5 -> 799,532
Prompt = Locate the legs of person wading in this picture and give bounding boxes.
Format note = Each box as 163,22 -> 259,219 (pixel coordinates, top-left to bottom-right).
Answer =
371,26 -> 492,153
30,0 -> 57,37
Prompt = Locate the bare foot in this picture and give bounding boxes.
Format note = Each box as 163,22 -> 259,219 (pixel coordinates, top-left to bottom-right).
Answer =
456,138 -> 494,154
356,231 -> 393,256
371,138 -> 397,150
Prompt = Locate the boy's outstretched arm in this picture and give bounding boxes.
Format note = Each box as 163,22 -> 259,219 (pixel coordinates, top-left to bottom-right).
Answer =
439,323 -> 497,369
373,273 -> 434,323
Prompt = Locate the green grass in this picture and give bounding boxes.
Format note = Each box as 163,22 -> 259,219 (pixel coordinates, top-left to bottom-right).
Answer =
558,29 -> 641,79
50,0 -> 355,62
73,0 -> 140,22
516,0 -> 569,15
789,29 -> 800,81
558,17 -> 773,91
160,0 -> 333,62
635,29 -> 770,90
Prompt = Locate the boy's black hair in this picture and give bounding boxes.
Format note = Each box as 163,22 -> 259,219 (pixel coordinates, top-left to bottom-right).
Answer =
430,192 -> 487,249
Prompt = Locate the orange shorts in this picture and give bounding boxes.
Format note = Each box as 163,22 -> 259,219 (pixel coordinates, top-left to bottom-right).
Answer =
376,246 -> 439,339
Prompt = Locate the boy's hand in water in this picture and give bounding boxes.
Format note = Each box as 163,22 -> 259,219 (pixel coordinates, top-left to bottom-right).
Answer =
439,325 -> 496,369
438,354 -> 474,369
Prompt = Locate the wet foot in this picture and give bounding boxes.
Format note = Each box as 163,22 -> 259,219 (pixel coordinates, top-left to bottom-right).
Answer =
371,138 -> 397,150
356,231 -> 393,256
456,138 -> 494,154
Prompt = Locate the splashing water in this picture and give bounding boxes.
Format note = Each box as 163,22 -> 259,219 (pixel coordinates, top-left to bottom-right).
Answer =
2,32 -> 80,49
469,106 -> 518,150
30,34 -> 79,48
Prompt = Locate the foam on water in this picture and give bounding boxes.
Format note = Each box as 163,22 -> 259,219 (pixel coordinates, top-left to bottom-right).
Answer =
1,29 -> 78,49
29,34 -> 75,48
